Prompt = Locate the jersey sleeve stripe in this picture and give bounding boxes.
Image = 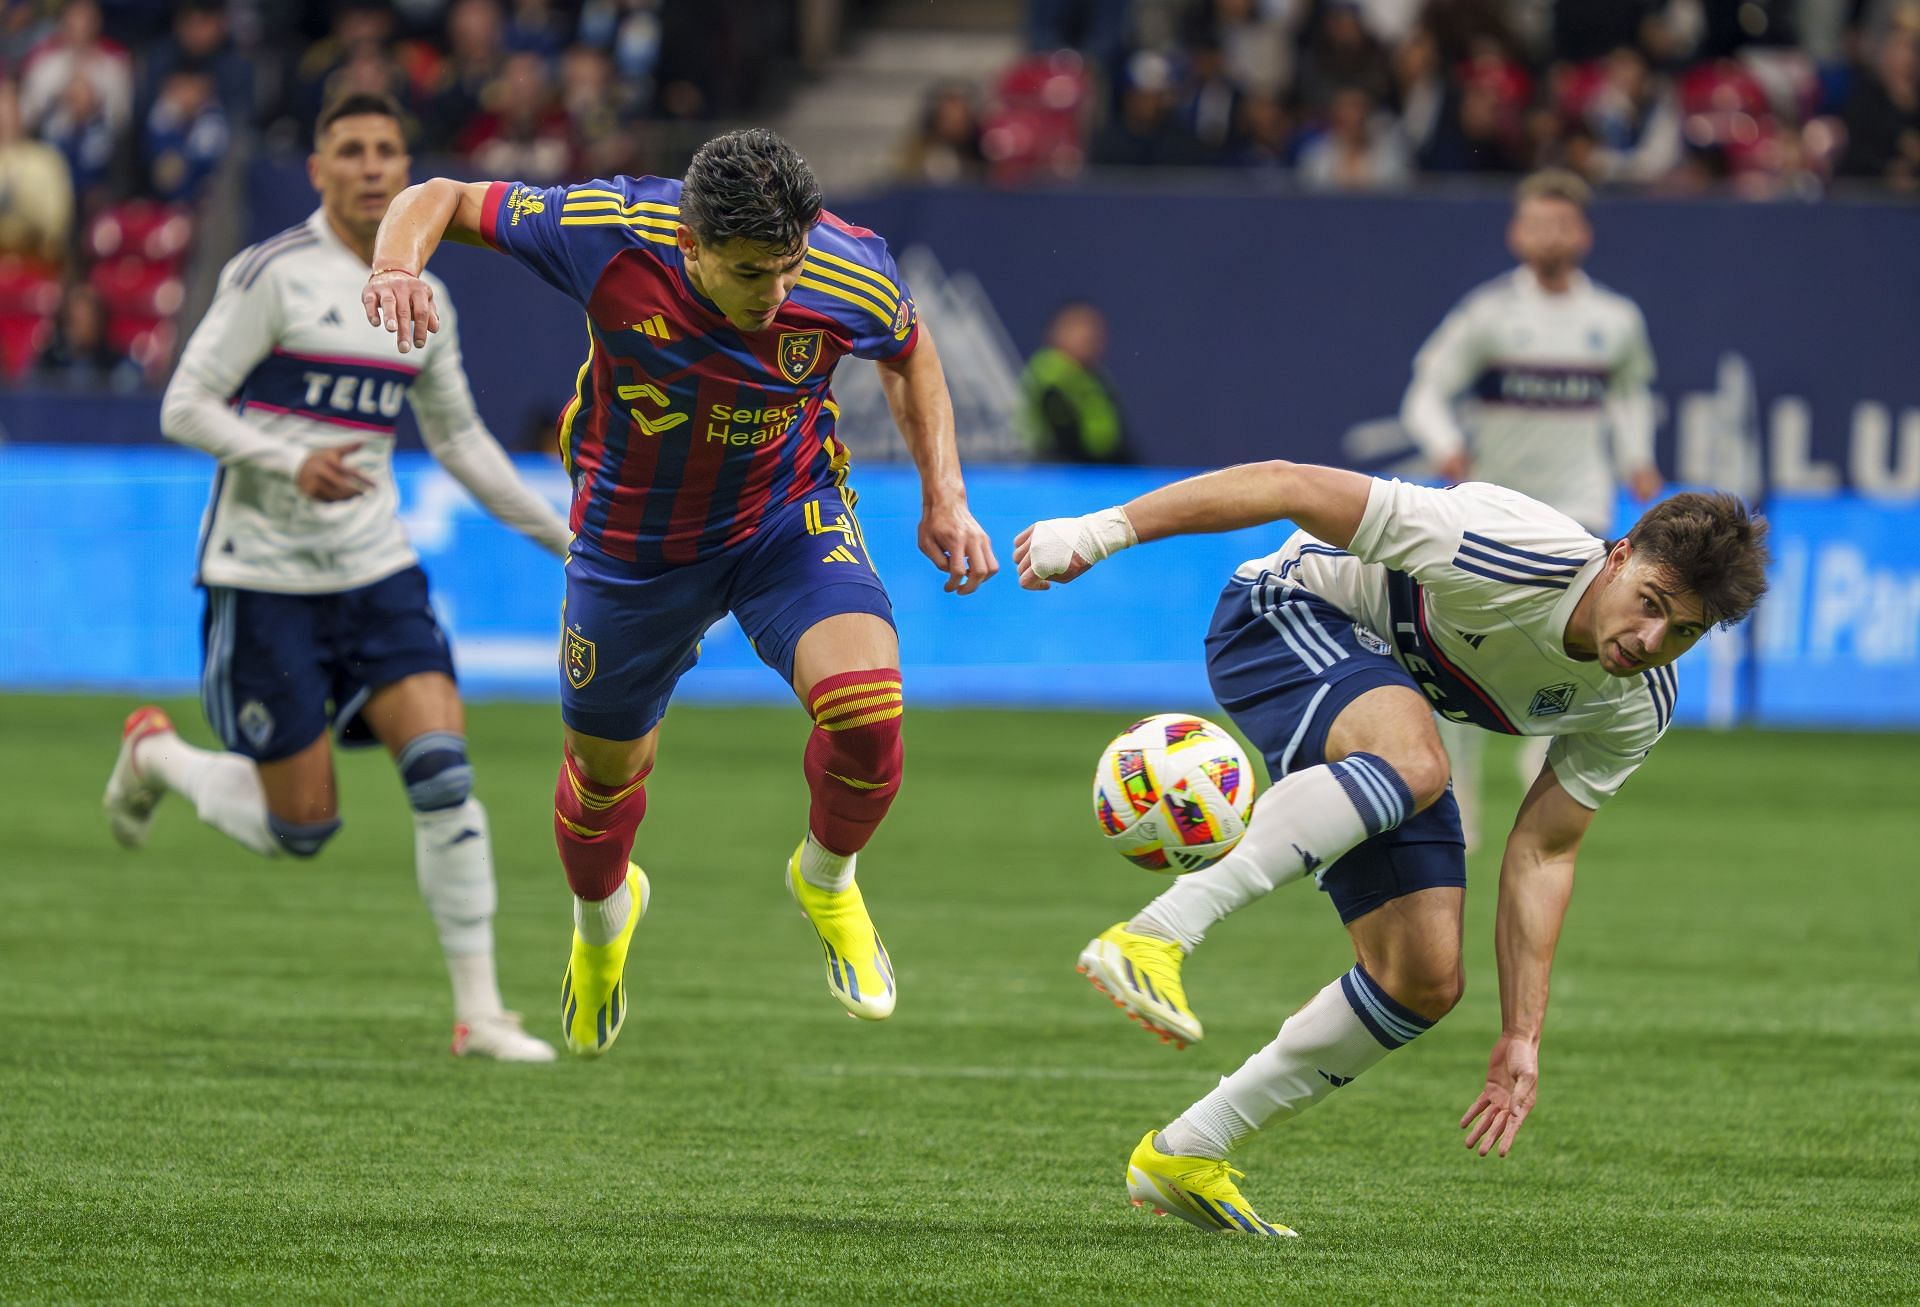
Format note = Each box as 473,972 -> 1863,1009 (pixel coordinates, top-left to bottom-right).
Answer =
1454,543 -> 1582,578
801,257 -> 898,311
794,274 -> 892,326
555,216 -> 675,244
804,245 -> 899,299
563,191 -> 678,215
1451,558 -> 1571,589
558,213 -> 677,233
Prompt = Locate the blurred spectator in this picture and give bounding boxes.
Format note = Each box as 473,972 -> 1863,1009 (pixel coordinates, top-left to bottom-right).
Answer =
1173,38 -> 1245,162
1580,46 -> 1683,184
19,0 -> 131,135
33,278 -> 140,390
461,50 -> 571,181
1029,0 -> 1132,71
1392,24 -> 1447,159
898,82 -> 985,185
0,78 -> 74,265
37,70 -> 117,202
577,0 -> 661,112
141,0 -> 252,130
505,0 -> 569,59
1419,45 -> 1531,172
423,0 -> 508,151
1298,85 -> 1412,188
287,2 -> 396,136
143,63 -> 228,203
1552,0 -> 1666,64
1019,300 -> 1132,465
1296,2 -> 1396,114
559,44 -> 638,178
1091,52 -> 1210,167
1837,26 -> 1920,187
1236,91 -> 1296,168
1209,0 -> 1293,99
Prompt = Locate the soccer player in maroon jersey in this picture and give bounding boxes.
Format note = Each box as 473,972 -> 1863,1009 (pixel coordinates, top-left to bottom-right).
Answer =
362,129 -> 997,1055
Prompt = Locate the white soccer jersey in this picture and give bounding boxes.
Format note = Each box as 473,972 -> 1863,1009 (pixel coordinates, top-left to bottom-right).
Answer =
1400,268 -> 1656,534
1233,478 -> 1675,809
162,209 -> 569,594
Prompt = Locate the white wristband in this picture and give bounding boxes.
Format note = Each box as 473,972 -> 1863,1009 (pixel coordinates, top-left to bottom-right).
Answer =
1027,506 -> 1138,579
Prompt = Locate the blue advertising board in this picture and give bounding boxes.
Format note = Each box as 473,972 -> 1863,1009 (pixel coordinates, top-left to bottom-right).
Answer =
9,447 -> 1908,728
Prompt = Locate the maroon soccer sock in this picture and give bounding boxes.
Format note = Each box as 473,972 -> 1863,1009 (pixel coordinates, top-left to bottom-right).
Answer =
803,668 -> 904,857
552,749 -> 649,901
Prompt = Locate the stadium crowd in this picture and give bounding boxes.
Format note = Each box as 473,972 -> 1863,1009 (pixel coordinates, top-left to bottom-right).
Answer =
902,0 -> 1920,196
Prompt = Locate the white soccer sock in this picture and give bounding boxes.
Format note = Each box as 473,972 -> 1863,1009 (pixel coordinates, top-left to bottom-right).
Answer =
574,878 -> 632,947
413,800 -> 501,1023
1163,966 -> 1436,1158
1130,754 -> 1415,951
138,733 -> 278,857
798,833 -> 856,893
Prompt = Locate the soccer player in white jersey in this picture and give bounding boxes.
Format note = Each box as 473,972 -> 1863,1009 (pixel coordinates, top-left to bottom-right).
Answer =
1016,460 -> 1767,1235
101,93 -> 571,1062
1400,169 -> 1665,842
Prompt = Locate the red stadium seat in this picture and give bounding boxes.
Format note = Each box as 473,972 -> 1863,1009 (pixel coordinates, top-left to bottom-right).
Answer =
984,51 -> 1090,184
85,201 -> 195,267
0,255 -> 61,316
0,312 -> 52,379
88,257 -> 184,321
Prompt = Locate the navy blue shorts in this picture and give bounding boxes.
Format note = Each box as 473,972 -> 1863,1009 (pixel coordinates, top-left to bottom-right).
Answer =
1205,570 -> 1465,925
560,485 -> 894,741
201,564 -> 456,763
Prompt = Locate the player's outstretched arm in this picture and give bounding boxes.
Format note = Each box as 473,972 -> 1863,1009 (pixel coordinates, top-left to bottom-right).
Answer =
361,178 -> 494,353
875,325 -> 998,594
1459,764 -> 1593,1158
1014,459 -> 1373,590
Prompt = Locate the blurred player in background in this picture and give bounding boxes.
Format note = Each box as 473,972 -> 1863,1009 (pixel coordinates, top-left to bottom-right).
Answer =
1400,169 -> 1663,843
1018,460 -> 1766,1235
364,128 -> 997,1056
102,94 -> 571,1062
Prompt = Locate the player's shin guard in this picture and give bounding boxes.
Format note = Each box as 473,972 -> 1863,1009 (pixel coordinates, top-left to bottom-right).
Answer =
414,797 -> 501,1020
1131,752 -> 1416,950
802,668 -> 904,858
1161,964 -> 1435,1159
553,749 -> 649,902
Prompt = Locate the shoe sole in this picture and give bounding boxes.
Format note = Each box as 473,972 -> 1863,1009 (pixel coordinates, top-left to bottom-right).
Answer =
1076,943 -> 1199,1049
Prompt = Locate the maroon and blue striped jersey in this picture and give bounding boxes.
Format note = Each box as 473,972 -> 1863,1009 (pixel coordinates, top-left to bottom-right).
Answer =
479,174 -> 918,566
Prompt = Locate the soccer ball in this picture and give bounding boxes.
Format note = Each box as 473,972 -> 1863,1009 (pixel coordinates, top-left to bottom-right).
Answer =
1092,713 -> 1255,873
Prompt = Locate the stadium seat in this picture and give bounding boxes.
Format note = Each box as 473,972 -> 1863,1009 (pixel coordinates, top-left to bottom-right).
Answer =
85,201 -> 195,267
983,51 -> 1090,185
0,257 -> 62,379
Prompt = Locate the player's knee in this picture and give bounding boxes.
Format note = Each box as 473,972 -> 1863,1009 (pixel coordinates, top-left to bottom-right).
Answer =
807,669 -> 905,790
397,730 -> 473,812
1393,739 -> 1452,813
267,812 -> 342,859
1379,962 -> 1464,1023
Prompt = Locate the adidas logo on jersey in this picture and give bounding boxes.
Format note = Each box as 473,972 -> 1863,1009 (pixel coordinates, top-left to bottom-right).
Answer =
634,314 -> 672,341
319,307 -> 342,327
820,545 -> 860,565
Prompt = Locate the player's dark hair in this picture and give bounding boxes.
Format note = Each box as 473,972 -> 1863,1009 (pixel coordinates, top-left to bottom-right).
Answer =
315,92 -> 407,148
680,129 -> 822,257
1625,493 -> 1771,629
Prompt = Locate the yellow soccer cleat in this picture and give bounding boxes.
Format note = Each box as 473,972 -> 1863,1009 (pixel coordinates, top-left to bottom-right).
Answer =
560,864 -> 649,1057
1077,922 -> 1203,1048
1126,1131 -> 1296,1237
786,844 -> 895,1021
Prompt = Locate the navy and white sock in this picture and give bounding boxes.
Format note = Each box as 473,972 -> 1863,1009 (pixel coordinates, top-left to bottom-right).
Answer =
1132,752 -> 1416,950
1161,964 -> 1435,1158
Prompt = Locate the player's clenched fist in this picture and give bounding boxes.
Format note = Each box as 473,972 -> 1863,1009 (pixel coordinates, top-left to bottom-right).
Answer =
362,268 -> 440,354
1014,507 -> 1137,590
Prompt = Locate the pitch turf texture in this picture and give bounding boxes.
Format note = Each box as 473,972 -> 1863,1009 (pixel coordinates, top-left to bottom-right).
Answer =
2,696 -> 1914,1304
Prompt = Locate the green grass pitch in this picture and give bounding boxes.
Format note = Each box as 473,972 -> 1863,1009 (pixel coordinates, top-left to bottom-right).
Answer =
1,694 -> 1915,1303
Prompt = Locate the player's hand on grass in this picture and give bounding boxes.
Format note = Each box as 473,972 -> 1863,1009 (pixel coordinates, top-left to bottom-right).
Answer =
920,500 -> 998,594
1460,1032 -> 1539,1158
362,268 -> 440,354
296,442 -> 375,502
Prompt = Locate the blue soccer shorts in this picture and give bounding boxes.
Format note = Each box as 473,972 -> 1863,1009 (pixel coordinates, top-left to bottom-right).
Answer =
200,564 -> 456,763
1204,569 -> 1466,924
559,484 -> 894,742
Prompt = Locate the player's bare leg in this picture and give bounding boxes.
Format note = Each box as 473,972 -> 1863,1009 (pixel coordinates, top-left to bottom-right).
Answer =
1141,887 -> 1464,1235
361,673 -> 551,1061
786,612 -> 903,1019
552,724 -> 659,1055
1096,686 -> 1448,1045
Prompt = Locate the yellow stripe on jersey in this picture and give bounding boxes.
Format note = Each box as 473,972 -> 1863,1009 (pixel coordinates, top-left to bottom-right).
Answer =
794,275 -> 892,328
800,257 -> 898,311
557,318 -> 596,475
557,217 -> 676,245
806,246 -> 900,301
564,189 -> 681,216
563,199 -> 682,219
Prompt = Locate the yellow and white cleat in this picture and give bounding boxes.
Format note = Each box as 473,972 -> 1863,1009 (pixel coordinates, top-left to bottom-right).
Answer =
1126,1131 -> 1296,1237
1077,922 -> 1203,1048
103,705 -> 175,849
560,864 -> 649,1056
786,844 -> 895,1021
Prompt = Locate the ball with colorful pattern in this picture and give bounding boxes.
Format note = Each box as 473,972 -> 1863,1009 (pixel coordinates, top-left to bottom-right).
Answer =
1092,713 -> 1255,873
